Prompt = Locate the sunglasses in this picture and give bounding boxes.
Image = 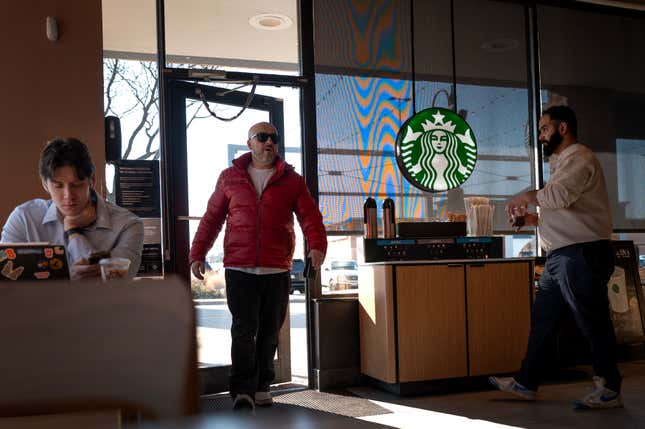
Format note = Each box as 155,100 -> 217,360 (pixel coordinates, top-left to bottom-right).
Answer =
250,132 -> 279,144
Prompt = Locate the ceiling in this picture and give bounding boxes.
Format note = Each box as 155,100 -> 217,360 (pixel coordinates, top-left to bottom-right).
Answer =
102,0 -> 300,70
102,0 -> 645,92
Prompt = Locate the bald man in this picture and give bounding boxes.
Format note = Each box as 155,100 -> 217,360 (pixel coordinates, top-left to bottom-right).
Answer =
189,122 -> 327,410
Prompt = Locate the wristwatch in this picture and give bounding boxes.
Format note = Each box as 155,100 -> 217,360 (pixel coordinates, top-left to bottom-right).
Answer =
64,227 -> 85,240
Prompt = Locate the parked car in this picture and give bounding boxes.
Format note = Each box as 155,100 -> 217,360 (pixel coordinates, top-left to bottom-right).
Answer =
290,259 -> 306,294
322,260 -> 359,291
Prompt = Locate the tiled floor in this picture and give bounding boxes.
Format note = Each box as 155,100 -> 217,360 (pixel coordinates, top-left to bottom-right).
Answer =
133,404 -> 391,428
135,361 -> 645,428
351,361 -> 645,428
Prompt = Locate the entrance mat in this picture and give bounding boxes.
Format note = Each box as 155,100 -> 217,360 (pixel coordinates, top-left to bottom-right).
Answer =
200,389 -> 392,418
201,394 -> 234,412
274,389 -> 392,418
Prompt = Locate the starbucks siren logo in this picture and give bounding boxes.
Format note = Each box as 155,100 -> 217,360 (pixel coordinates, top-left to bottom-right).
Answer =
395,107 -> 477,192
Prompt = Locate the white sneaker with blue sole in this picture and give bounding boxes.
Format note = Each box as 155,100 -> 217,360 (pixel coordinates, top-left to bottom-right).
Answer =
573,377 -> 623,410
489,376 -> 537,400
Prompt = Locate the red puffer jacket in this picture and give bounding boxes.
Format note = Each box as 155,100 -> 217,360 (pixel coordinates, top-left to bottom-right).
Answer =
189,152 -> 327,270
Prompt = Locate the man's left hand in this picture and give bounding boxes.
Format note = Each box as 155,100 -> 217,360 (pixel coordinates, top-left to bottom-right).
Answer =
70,257 -> 101,280
308,249 -> 325,269
64,202 -> 97,231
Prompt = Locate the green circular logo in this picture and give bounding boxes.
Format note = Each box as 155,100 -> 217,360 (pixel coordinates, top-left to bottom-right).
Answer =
395,107 -> 477,192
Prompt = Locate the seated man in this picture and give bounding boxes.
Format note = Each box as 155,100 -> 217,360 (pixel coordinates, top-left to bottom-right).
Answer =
1,138 -> 143,280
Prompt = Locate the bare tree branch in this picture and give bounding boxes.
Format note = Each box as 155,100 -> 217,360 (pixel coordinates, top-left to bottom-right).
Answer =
186,103 -> 206,129
122,64 -> 159,159
103,58 -> 222,160
103,58 -> 124,116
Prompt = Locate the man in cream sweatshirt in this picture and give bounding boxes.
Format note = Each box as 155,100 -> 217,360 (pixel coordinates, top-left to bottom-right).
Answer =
489,105 -> 621,410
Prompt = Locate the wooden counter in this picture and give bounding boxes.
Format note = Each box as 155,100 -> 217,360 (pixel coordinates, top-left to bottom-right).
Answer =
358,259 -> 533,394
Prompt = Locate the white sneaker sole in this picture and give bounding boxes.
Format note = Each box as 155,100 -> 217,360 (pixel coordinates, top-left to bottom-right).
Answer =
573,399 -> 624,410
489,377 -> 536,400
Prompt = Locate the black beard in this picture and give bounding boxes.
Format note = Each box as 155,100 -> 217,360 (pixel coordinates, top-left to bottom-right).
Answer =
542,131 -> 563,157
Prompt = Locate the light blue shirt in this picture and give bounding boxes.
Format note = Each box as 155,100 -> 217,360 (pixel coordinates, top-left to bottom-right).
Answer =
1,197 -> 144,277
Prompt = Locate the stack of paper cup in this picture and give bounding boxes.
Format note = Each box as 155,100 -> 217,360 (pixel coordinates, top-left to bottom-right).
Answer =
464,197 -> 495,236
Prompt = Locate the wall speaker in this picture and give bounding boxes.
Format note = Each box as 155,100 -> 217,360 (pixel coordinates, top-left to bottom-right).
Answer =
105,116 -> 122,163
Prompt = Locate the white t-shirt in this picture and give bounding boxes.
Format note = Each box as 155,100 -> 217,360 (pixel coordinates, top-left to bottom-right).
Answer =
247,165 -> 275,197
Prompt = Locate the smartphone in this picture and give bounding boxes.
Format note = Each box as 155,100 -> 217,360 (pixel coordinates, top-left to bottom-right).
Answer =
88,250 -> 111,265
303,257 -> 317,280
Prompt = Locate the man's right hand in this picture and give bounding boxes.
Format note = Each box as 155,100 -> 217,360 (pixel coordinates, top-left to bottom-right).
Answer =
508,212 -> 538,232
308,249 -> 325,270
70,257 -> 101,280
191,261 -> 206,280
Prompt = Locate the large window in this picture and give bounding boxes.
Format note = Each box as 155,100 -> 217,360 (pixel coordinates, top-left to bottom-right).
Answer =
103,58 -> 161,161
103,0 -> 160,160
313,0 -> 536,272
453,0 -> 532,233
538,5 -> 645,232
103,1 -> 309,384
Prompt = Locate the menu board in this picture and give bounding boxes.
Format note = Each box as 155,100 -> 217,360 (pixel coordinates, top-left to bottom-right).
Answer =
610,241 -> 645,344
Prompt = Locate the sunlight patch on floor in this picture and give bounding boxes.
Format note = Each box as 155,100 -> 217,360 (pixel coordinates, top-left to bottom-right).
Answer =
358,400 -> 524,429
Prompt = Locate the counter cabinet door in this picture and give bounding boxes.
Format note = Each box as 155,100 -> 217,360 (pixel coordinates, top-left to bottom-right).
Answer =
358,264 -> 397,383
396,264 -> 468,382
466,262 -> 531,376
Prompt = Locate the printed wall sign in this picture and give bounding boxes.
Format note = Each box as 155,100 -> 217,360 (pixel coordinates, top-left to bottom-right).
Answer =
112,160 -> 163,277
395,107 -> 477,192
609,241 -> 645,343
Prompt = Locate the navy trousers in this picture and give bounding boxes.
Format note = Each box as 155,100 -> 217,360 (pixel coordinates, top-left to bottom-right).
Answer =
516,240 -> 622,392
225,269 -> 290,397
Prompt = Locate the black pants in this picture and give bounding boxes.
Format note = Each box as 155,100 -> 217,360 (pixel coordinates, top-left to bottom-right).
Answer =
225,269 -> 290,397
516,240 -> 622,392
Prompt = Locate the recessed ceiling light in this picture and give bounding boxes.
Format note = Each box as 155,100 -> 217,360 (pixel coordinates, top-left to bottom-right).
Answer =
481,38 -> 519,53
249,14 -> 293,31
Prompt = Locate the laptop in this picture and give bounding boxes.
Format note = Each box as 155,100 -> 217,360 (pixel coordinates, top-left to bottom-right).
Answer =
0,243 -> 70,281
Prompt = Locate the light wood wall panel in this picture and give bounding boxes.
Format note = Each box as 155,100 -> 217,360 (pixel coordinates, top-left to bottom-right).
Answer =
0,1 -> 104,225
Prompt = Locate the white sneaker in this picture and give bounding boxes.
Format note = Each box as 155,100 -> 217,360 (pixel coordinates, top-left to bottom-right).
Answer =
255,390 -> 273,406
233,393 -> 256,411
489,376 -> 537,400
573,377 -> 623,410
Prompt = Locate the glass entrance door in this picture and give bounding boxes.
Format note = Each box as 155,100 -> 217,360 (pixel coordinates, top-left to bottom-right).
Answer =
166,80 -> 290,393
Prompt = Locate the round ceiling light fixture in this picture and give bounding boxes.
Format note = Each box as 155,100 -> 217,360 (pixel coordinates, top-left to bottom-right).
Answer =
481,37 -> 519,53
249,14 -> 293,31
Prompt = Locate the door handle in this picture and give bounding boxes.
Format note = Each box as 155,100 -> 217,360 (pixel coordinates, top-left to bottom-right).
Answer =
447,264 -> 463,268
469,263 -> 485,267
177,216 -> 202,221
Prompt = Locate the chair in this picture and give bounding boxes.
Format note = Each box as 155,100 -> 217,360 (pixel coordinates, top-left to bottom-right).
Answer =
0,276 -> 199,423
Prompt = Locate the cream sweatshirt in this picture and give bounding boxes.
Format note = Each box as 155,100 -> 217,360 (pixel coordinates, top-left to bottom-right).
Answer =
537,143 -> 612,252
